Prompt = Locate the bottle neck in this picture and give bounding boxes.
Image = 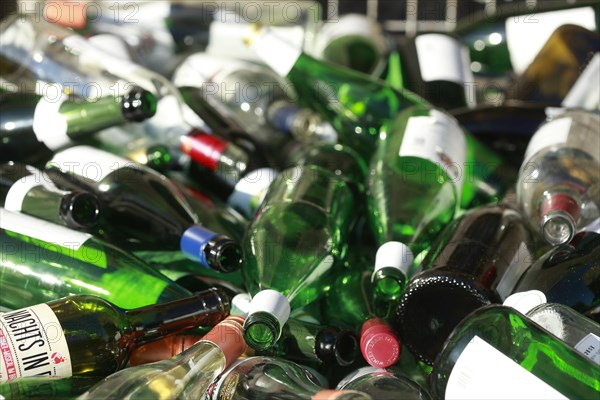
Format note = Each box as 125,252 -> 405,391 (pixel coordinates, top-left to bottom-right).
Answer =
540,191 -> 580,246
124,288 -> 230,345
180,224 -> 242,272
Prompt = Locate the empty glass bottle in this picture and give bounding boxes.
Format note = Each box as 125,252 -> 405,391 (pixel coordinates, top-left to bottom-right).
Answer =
45,146 -> 242,273
0,208 -> 192,310
0,162 -> 100,229
430,305 -> 600,399
78,315 -> 246,399
517,110 -> 600,246
336,366 -> 432,400
0,289 -> 229,381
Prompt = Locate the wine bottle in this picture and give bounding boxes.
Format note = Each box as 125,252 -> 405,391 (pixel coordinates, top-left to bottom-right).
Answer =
395,201 -> 536,365
506,25 -> 600,105
367,105 -> 467,258
255,318 -> 359,368
242,145 -> 366,350
0,208 -> 192,310
45,146 -> 242,273
323,263 -> 400,369
336,366 -> 432,400
243,24 -> 425,160
517,110 -> 600,246
206,356 -> 372,400
0,163 -> 100,229
393,32 -> 475,110
77,314 -> 245,399
0,289 -> 230,381
128,293 -> 251,366
313,14 -> 387,75
504,290 -> 600,363
0,86 -> 156,164
430,305 -> 600,399
512,231 -> 600,323
0,376 -> 99,400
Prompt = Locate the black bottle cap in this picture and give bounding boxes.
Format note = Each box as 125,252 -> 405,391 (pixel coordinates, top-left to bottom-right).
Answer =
120,86 -> 158,122
315,326 -> 360,367
59,191 -> 101,229
203,235 -> 243,273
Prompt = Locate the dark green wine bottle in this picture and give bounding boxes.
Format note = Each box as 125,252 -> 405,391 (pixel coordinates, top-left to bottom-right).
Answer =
0,86 -> 156,163
0,376 -> 99,400
0,162 -> 100,229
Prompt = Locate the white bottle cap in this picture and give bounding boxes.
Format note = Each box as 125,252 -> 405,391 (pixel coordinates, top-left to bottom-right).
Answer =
503,290 -> 547,315
231,293 -> 252,317
247,289 -> 290,328
227,168 -> 277,218
374,241 -> 414,275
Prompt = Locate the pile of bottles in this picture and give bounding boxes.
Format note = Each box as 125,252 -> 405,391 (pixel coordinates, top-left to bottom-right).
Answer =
0,1 -> 599,398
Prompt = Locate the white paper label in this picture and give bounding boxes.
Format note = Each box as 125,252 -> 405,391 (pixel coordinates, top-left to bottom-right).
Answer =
399,110 -> 467,196
446,336 -> 568,399
496,242 -> 535,301
4,172 -> 65,212
0,304 -> 72,381
562,52 -> 600,110
0,208 -> 92,250
63,35 -> 138,76
32,87 -> 70,151
575,333 -> 600,365
415,34 -> 469,85
506,7 -> 597,75
48,145 -> 135,182
252,27 -> 302,77
522,117 -> 572,164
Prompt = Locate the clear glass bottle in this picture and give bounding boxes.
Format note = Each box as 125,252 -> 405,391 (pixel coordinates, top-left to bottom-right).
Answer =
78,315 -> 246,399
517,110 -> 600,246
336,366 -> 432,400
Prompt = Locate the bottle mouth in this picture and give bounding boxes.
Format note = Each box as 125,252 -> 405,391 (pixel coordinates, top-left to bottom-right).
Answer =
316,327 -> 360,367
243,311 -> 281,351
203,236 -> 243,273
372,268 -> 405,301
60,191 -> 101,228
121,86 -> 158,121
541,211 -> 576,246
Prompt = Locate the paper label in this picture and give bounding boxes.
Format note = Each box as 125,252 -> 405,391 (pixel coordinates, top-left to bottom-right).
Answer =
63,35 -> 138,76
253,28 -> 302,77
0,208 -> 91,251
48,145 -> 134,182
574,333 -> 600,364
522,117 -> 572,164
415,34 -> 469,85
446,336 -> 568,399
399,110 -> 467,196
562,53 -> 600,110
506,7 -> 597,75
0,304 -> 72,381
495,242 -> 534,301
206,358 -> 247,400
32,87 -> 70,150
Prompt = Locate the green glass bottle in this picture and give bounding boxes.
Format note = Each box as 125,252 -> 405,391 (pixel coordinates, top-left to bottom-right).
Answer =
78,315 -> 246,399
0,162 -> 100,229
0,289 -> 230,381
0,208 -> 192,310
242,144 -> 366,351
0,376 -> 99,400
367,105 -> 467,294
430,305 -> 600,399
0,86 -> 156,164
244,24 -> 425,160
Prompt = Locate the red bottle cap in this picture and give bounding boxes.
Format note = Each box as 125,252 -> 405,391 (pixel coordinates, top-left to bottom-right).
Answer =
202,315 -> 247,367
180,129 -> 228,171
360,318 -> 401,368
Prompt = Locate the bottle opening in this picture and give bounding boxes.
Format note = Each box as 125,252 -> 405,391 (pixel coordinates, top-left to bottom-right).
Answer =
121,86 -> 158,121
374,276 -> 402,300
334,332 -> 360,366
61,192 -> 101,228
243,312 -> 280,351
541,212 -> 576,246
204,236 -> 243,273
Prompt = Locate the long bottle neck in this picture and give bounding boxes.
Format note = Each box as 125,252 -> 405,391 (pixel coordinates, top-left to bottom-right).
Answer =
123,288 -> 230,345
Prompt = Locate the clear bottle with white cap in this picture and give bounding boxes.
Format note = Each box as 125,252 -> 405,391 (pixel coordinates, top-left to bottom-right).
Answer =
504,290 -> 600,364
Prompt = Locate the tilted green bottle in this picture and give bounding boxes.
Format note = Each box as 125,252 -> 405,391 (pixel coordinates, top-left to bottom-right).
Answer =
0,208 -> 192,310
430,305 -> 600,399
0,86 -> 156,164
367,105 -> 467,298
0,376 -> 99,400
0,162 -> 100,229
0,289 -> 230,381
244,24 -> 425,160
242,144 -> 367,351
